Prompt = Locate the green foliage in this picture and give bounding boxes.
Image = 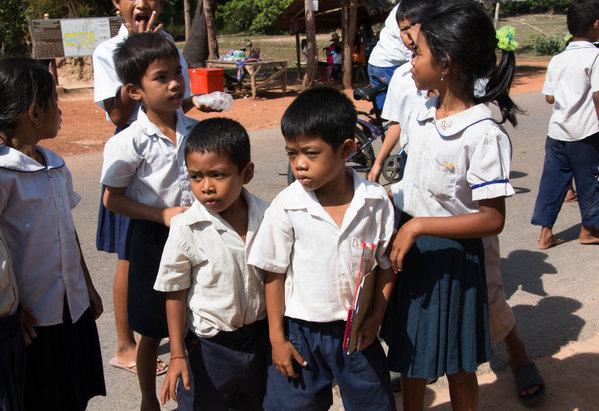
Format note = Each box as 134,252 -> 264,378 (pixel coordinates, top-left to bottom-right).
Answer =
529,33 -> 570,55
216,0 -> 293,34
25,0 -> 114,19
0,0 -> 29,56
500,0 -> 570,16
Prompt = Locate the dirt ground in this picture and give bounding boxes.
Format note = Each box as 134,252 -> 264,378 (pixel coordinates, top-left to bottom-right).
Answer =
43,60 -> 548,156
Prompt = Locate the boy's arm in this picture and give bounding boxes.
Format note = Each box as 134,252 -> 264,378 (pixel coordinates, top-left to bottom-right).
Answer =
103,186 -> 186,227
368,122 -> 400,182
75,231 -> 103,320
545,95 -> 555,104
357,266 -> 396,350
265,272 -> 307,378
103,86 -> 138,128
593,91 -> 599,120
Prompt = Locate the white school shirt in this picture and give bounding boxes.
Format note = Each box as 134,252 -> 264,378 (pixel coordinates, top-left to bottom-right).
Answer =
92,24 -> 191,124
154,190 -> 268,337
381,62 -> 425,124
100,108 -> 197,208
368,4 -> 412,68
247,170 -> 395,323
542,41 -> 599,141
0,146 -> 90,326
0,230 -> 18,317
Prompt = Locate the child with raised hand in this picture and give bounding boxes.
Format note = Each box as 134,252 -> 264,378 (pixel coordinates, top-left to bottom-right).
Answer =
100,32 -> 198,410
248,87 -> 396,411
532,0 -> 599,249
154,118 -> 270,410
0,57 -> 105,410
382,2 -> 521,409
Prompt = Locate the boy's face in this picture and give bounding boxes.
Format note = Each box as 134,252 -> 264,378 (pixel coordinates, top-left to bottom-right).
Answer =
399,18 -> 420,51
286,135 -> 354,191
127,56 -> 184,113
113,0 -> 161,31
186,151 -> 254,214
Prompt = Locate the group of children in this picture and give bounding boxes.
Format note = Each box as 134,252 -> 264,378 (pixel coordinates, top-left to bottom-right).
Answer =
1,0 -> 598,410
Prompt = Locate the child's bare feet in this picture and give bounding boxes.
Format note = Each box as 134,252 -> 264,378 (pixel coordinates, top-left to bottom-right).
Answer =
564,187 -> 577,203
538,227 -> 565,250
579,226 -> 599,245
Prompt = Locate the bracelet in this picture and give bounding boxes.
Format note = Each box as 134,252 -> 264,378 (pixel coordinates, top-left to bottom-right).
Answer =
170,355 -> 186,361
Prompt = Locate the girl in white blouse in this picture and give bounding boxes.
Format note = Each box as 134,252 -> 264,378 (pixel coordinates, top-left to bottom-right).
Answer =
0,57 -> 105,410
382,3 -> 521,410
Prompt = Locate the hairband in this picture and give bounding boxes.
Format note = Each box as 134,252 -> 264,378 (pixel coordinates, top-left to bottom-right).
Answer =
496,26 -> 518,52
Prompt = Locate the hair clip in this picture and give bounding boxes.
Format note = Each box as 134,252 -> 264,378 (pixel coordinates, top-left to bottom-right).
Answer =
496,26 -> 519,52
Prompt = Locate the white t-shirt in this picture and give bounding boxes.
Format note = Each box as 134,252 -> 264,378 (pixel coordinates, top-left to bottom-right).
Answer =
0,146 -> 89,326
248,170 -> 394,323
154,190 -> 268,337
0,230 -> 18,317
368,4 -> 412,68
542,41 -> 599,141
92,25 -> 191,124
381,62 -> 425,124
100,108 -> 197,208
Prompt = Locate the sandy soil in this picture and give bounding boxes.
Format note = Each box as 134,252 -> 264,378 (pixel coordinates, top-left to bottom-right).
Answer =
42,60 -> 548,156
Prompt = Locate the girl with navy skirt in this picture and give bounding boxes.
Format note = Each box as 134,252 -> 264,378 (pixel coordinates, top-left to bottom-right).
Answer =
0,58 -> 105,411
380,2 -> 521,409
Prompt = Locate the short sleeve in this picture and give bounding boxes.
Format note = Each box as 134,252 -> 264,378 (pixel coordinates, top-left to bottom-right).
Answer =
92,43 -> 121,108
247,204 -> 293,274
154,220 -> 205,292
467,127 -> 516,201
375,195 -> 395,270
590,53 -> 599,93
100,132 -> 141,188
64,166 -> 81,209
381,69 -> 403,122
542,59 -> 554,96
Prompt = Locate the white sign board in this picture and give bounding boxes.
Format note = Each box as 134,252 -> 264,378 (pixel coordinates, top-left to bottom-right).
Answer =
60,18 -> 112,57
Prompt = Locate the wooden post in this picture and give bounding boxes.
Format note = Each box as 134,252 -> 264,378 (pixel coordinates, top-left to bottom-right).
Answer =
295,32 -> 302,78
494,2 -> 500,28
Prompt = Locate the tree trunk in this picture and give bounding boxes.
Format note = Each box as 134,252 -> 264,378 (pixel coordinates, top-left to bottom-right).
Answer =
184,0 -> 193,41
203,0 -> 219,60
183,0 -> 209,68
65,0 -> 79,17
302,0 -> 317,90
341,0 -> 357,89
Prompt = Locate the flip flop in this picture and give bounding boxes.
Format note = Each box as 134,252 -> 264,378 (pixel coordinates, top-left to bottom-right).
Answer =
109,357 -> 137,375
512,362 -> 545,405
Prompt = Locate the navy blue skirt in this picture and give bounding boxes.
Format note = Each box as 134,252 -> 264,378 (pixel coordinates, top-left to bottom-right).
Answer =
0,310 -> 25,411
381,216 -> 492,379
126,219 -> 169,338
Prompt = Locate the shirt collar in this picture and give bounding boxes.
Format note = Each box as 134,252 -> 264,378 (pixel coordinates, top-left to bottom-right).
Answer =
117,24 -> 129,41
136,108 -> 195,146
566,41 -> 597,50
417,96 -> 493,137
0,145 -> 64,172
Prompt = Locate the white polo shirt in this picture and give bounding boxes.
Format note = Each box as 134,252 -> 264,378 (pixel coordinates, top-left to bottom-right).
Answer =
100,108 -> 197,208
93,24 -> 191,124
542,41 -> 599,141
381,62 -> 425,124
0,146 -> 89,326
368,4 -> 412,68
247,170 -> 395,323
0,230 -> 18,317
154,190 -> 268,337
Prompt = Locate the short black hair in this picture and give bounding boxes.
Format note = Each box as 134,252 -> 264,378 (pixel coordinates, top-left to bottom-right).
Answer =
281,87 -> 357,149
113,32 -> 180,86
396,0 -> 439,24
567,0 -> 599,37
185,118 -> 251,171
0,57 -> 55,139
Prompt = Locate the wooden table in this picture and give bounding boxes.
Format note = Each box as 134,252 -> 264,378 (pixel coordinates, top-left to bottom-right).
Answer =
205,59 -> 288,98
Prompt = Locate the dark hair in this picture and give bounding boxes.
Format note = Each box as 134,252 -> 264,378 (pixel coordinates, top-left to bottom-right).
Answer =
396,0 -> 439,24
114,32 -> 180,86
567,0 -> 599,37
0,57 -> 55,143
185,117 -> 251,171
281,87 -> 357,149
419,1 -> 522,126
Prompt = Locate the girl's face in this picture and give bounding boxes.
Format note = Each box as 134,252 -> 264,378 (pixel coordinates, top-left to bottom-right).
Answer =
113,0 -> 162,31
38,90 -> 62,140
410,31 -> 444,91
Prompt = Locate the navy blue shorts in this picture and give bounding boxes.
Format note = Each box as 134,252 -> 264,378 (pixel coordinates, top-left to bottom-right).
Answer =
263,317 -> 395,411
186,320 -> 268,410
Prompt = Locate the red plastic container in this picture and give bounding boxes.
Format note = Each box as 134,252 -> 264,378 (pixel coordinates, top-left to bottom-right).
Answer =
188,68 -> 224,94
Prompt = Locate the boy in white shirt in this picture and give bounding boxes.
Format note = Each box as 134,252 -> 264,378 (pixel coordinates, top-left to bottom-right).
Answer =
248,87 -> 396,410
154,118 -> 269,410
532,0 -> 599,249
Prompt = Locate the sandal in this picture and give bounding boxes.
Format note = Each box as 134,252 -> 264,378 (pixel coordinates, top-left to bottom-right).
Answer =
109,357 -> 137,375
512,362 -> 545,405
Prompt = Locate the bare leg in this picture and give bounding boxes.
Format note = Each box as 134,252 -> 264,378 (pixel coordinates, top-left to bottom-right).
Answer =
579,226 -> 599,245
504,326 -> 543,397
564,182 -> 577,203
137,336 -> 161,411
402,376 -> 427,411
538,227 -> 565,250
447,370 -> 479,411
113,259 -> 137,365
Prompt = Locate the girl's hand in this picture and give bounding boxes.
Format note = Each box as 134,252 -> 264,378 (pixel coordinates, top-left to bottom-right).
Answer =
160,357 -> 190,404
367,162 -> 383,183
356,314 -> 382,351
125,10 -> 164,34
88,286 -> 104,320
389,218 -> 421,272
20,305 -> 38,345
271,338 -> 307,379
163,207 -> 188,227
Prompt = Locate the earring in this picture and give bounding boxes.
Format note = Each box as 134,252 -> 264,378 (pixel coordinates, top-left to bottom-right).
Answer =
440,74 -> 444,83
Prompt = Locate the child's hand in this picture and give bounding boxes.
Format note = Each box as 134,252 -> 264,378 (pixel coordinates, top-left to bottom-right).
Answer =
88,286 -> 104,320
389,218 -> 420,272
356,315 -> 381,351
271,338 -> 307,379
160,357 -> 190,404
125,10 -> 164,34
162,207 -> 188,227
367,162 -> 383,183
20,305 -> 38,345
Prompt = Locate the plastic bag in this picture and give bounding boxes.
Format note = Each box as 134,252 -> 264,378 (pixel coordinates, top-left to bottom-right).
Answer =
193,91 -> 233,111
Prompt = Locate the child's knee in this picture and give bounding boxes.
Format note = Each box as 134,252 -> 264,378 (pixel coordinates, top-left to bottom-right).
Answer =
447,370 -> 476,385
